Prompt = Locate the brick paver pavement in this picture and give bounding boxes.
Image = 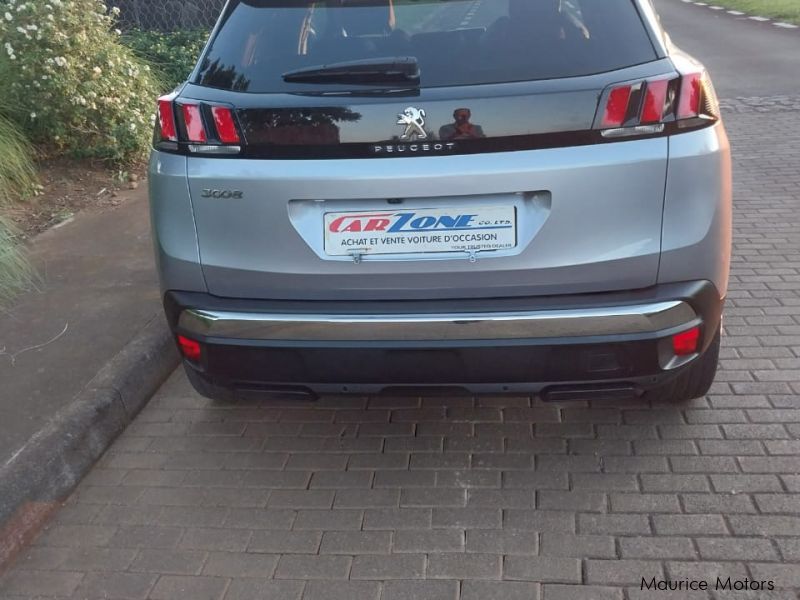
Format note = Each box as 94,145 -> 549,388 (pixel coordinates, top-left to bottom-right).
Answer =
1,103 -> 799,599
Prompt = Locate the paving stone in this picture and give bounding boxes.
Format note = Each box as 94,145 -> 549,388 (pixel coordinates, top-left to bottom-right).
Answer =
303,580 -> 381,600
696,537 -> 780,561
267,490 -> 334,508
585,560 -> 665,585
427,553 -> 502,579
0,570 -> 84,597
130,549 -> 207,575
223,579 -> 304,600
202,552 -> 279,578
609,493 -> 680,513
274,555 -> 352,580
363,508 -> 431,530
619,537 -> 697,559
468,489 -> 533,508
537,490 -> 606,512
334,489 -> 400,508
539,533 -> 616,558
466,530 -> 538,555
503,509 -> 575,532
223,508 -> 295,530
393,530 -> 464,553
652,514 -> 729,535
180,528 -> 251,552
727,515 -> 800,536
381,580 -> 459,600
461,580 -> 540,600
319,531 -> 392,554
248,531 -> 322,553
435,470 -> 500,488
34,524 -> 117,548
400,488 -> 466,507
578,514 -> 651,535
150,575 -> 229,600
503,556 -> 581,583
542,584 -> 623,600
350,554 -> 426,580
432,508 -> 502,529
108,525 -> 183,549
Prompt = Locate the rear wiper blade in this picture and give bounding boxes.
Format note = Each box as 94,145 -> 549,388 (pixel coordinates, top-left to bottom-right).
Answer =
283,56 -> 420,85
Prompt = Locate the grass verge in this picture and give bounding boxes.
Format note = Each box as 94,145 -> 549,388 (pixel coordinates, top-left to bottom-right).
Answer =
0,114 -> 40,308
708,0 -> 800,24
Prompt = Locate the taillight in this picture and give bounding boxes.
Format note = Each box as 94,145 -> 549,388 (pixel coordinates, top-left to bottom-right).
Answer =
595,65 -> 719,138
154,99 -> 242,154
601,85 -> 633,128
641,79 -> 670,124
677,72 -> 703,120
157,95 -> 178,142
211,106 -> 241,144
182,104 -> 207,143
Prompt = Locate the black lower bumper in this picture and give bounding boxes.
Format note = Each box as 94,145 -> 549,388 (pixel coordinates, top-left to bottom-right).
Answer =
164,281 -> 723,398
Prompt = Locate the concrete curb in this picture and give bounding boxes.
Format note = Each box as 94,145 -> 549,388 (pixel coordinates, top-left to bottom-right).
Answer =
0,315 -> 179,571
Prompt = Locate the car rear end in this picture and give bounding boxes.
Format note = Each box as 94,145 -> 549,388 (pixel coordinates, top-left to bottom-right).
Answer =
149,0 -> 731,401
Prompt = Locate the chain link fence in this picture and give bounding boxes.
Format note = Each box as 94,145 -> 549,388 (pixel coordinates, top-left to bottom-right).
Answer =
109,0 -> 226,31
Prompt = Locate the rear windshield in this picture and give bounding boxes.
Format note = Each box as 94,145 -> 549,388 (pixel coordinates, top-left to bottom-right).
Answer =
196,0 -> 657,93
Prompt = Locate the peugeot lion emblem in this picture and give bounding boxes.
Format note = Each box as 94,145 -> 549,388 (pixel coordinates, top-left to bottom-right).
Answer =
397,107 -> 427,140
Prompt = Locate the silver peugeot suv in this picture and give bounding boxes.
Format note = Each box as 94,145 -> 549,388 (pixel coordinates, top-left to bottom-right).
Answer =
149,0 -> 731,403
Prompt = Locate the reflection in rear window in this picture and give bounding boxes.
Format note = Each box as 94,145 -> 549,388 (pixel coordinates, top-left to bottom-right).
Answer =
196,0 -> 657,92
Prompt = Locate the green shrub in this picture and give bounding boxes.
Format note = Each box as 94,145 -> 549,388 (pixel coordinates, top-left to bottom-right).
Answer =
123,29 -> 208,92
1,0 -> 160,164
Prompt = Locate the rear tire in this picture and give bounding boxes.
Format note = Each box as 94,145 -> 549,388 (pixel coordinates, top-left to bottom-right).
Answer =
646,328 -> 721,404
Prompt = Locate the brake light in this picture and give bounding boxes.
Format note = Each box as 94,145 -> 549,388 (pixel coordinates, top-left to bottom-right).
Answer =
182,104 -> 207,143
157,96 -> 178,142
177,335 -> 202,362
596,66 -> 718,137
211,106 -> 240,144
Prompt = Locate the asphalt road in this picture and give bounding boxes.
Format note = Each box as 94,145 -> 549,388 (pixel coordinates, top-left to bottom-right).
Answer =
653,0 -> 800,97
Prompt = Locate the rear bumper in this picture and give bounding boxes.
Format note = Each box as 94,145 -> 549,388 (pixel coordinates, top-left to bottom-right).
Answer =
165,280 -> 723,397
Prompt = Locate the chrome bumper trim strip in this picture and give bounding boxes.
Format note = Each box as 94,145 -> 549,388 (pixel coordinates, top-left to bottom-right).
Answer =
178,301 -> 696,342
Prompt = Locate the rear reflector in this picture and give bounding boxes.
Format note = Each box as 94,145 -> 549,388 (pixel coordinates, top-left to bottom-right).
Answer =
157,97 -> 178,142
181,104 -> 207,143
211,106 -> 241,144
177,335 -> 202,362
672,327 -> 701,356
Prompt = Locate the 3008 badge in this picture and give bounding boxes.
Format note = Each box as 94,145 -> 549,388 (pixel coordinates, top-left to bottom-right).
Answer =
323,206 -> 517,257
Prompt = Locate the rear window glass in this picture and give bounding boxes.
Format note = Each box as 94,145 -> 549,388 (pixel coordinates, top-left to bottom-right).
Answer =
196,0 -> 657,92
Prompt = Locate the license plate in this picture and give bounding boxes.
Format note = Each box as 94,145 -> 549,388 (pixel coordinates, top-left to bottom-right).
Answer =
323,206 -> 517,256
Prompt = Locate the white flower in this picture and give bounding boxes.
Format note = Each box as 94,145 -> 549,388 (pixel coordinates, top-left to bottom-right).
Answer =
30,112 -> 36,119
4,12 -> 12,21
54,56 -> 67,67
